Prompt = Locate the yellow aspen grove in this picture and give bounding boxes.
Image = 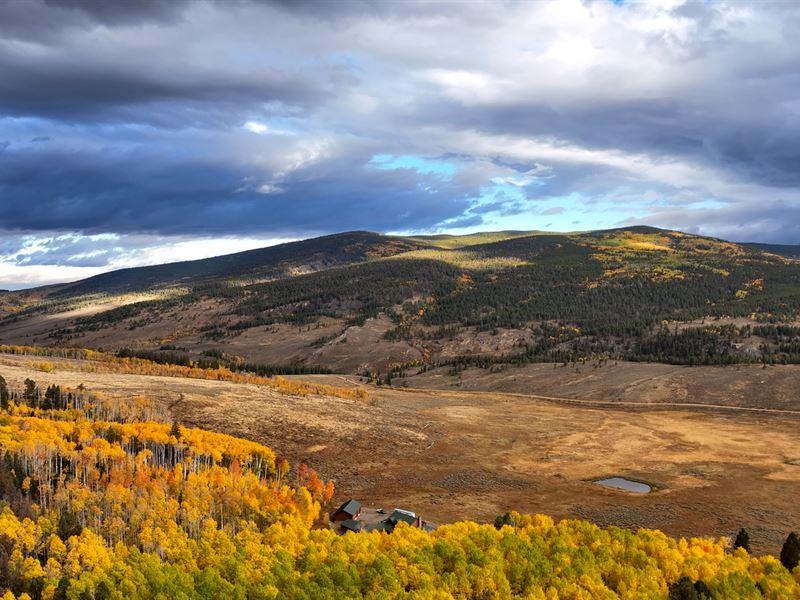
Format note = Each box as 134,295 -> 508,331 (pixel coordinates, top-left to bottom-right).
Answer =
0,382 -> 798,599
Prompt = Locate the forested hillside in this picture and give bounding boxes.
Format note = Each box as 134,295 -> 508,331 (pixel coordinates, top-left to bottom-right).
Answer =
2,227 -> 800,373
49,232 -> 429,298
0,375 -> 798,599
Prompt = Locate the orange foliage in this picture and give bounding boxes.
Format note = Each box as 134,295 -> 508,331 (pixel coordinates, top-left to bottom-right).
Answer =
0,344 -> 367,401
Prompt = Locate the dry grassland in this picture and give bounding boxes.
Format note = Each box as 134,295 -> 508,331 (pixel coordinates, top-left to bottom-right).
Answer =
1,355 -> 798,554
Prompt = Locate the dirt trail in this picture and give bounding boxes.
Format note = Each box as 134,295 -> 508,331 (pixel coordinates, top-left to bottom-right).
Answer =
329,373 -> 800,417
416,387 -> 800,417
399,361 -> 800,411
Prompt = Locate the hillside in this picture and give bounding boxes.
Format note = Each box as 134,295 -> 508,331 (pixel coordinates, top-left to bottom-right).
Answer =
0,361 -> 799,598
2,227 -> 800,375
51,231 -> 431,298
744,242 -> 800,258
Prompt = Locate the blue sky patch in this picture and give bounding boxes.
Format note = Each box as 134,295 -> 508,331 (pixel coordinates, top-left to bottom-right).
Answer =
369,154 -> 459,177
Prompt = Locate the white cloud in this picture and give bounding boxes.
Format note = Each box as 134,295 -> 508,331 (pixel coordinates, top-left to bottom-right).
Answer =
0,234 -> 297,289
256,183 -> 283,194
244,120 -> 268,134
0,264 -> 108,290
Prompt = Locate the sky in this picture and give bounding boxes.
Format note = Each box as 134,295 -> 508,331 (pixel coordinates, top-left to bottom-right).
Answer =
1,0 -> 800,289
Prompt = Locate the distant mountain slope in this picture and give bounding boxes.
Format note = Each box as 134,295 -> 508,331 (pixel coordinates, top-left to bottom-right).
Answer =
743,242 -> 800,258
408,230 -> 543,249
53,231 -> 431,297
2,226 -> 800,372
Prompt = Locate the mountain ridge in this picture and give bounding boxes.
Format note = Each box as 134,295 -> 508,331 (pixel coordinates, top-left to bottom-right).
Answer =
2,225 -> 800,374
4,226 -> 799,298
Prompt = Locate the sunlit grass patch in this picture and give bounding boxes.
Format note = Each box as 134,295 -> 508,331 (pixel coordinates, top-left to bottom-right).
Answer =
385,249 -> 529,271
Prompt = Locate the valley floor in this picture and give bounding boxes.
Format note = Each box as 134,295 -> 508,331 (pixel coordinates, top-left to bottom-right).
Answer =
1,354 -> 798,554
400,360 -> 800,411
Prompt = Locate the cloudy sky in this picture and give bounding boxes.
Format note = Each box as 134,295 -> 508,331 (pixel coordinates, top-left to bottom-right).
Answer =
1,0 -> 799,289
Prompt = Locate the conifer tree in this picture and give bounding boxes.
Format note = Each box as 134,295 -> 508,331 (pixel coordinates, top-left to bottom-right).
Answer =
0,374 -> 9,410
668,576 -> 698,600
733,528 -> 751,553
781,532 -> 800,571
693,580 -> 711,599
170,420 -> 182,440
23,378 -> 38,405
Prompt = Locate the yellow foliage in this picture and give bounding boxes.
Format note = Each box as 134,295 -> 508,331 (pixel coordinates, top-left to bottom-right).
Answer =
0,344 -> 367,402
0,395 -> 797,598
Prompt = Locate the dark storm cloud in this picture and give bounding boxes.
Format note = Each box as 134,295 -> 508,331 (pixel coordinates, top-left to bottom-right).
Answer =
0,148 -> 242,234
0,0 -> 191,39
1,0 -> 800,276
0,66 -> 322,126
0,0 -> 343,126
0,39 -> 325,125
1,0 -> 450,37
0,143 -> 482,238
41,0 -> 191,26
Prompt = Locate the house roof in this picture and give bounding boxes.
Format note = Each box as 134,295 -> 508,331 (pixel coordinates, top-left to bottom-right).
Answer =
334,499 -> 362,517
390,509 -> 416,525
365,521 -> 393,533
340,519 -> 363,532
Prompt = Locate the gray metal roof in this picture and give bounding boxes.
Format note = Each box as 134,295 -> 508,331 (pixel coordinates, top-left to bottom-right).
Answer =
340,519 -> 363,532
334,499 -> 362,517
390,509 -> 416,525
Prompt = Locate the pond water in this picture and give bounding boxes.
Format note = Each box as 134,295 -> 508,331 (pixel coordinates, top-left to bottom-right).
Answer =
595,477 -> 651,494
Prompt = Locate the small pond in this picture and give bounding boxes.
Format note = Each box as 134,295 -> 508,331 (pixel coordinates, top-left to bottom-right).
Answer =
594,477 -> 651,494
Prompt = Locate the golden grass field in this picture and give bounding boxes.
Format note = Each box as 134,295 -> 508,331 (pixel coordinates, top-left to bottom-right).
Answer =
1,353 -> 799,555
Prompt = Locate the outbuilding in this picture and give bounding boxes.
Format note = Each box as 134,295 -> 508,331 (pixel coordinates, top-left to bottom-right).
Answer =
340,518 -> 363,533
331,499 -> 362,522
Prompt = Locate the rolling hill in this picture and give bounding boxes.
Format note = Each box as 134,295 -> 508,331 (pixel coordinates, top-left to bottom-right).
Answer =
744,242 -> 800,258
51,231 -> 432,297
2,226 -> 800,375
